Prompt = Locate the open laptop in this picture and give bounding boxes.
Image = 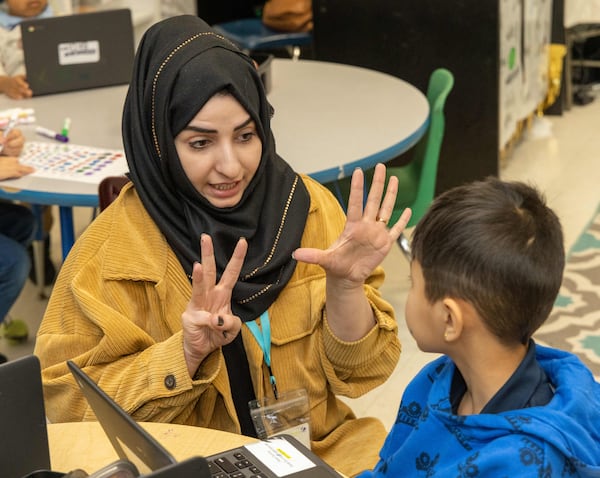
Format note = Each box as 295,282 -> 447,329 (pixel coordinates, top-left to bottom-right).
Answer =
144,457 -> 212,478
67,360 -> 342,478
21,9 -> 134,96
0,355 -> 52,478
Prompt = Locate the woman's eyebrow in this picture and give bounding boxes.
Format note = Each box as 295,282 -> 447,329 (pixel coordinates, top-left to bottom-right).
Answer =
234,117 -> 253,131
183,117 -> 253,134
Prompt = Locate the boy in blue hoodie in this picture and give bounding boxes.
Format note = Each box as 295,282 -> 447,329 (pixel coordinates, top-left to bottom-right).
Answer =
0,0 -> 58,286
359,177 -> 600,477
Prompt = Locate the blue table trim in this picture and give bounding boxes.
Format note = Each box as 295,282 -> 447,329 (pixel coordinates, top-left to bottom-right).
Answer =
0,189 -> 98,208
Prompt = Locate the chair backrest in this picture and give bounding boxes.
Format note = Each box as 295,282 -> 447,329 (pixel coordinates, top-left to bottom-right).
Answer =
98,176 -> 130,212
405,67 -> 454,225
212,18 -> 312,59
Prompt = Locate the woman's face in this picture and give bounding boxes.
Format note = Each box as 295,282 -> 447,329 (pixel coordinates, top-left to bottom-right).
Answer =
174,93 -> 262,208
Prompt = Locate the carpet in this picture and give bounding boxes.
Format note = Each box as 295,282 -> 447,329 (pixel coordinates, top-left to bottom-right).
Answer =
534,203 -> 600,379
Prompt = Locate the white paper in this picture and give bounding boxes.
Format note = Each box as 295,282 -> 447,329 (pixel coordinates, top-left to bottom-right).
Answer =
245,437 -> 316,477
14,141 -> 127,184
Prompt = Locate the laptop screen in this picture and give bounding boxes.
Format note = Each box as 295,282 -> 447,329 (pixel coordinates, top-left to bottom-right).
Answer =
67,360 -> 341,478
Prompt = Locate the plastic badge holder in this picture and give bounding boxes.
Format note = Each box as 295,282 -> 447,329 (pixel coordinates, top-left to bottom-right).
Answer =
249,388 -> 311,449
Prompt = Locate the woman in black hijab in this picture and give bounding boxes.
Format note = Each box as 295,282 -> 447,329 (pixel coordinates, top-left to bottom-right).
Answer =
35,15 -> 411,477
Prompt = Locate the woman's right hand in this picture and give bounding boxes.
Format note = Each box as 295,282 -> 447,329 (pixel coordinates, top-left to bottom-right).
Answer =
181,234 -> 248,377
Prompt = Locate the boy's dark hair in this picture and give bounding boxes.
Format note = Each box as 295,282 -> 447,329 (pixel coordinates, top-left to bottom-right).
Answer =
411,177 -> 565,345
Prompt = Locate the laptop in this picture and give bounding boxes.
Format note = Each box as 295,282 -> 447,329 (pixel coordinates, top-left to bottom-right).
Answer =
143,457 -> 212,478
0,355 -> 51,478
21,9 -> 134,96
67,360 -> 342,478
87,456 -> 211,478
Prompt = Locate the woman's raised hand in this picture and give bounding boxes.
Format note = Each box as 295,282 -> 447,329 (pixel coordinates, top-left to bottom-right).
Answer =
293,163 -> 411,285
181,234 -> 248,377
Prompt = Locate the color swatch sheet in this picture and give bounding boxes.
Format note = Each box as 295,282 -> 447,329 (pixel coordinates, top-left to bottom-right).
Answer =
20,141 -> 127,184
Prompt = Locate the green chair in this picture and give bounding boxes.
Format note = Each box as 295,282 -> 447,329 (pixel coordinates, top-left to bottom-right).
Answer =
325,68 -> 454,258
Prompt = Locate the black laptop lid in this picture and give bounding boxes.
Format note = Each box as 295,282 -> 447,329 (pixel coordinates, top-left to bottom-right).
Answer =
67,360 -> 176,474
67,361 -> 340,478
21,9 -> 134,96
0,355 -> 51,478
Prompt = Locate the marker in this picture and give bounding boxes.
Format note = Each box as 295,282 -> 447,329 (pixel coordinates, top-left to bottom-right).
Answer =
0,115 -> 18,154
36,126 -> 69,143
61,117 -> 71,137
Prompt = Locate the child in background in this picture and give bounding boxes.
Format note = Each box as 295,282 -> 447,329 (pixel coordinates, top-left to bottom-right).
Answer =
0,0 -> 53,99
0,0 -> 58,285
358,177 -> 600,477
0,127 -> 35,361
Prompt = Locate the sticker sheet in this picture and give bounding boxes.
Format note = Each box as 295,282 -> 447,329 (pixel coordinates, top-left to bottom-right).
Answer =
20,141 -> 127,184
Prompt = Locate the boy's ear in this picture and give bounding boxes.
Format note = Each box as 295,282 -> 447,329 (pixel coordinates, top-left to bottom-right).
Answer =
441,297 -> 464,342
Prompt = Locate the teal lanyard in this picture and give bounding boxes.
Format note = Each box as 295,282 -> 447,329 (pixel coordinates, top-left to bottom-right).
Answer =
246,311 -> 278,399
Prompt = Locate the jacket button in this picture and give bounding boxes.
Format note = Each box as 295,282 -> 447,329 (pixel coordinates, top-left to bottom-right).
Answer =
164,374 -> 176,389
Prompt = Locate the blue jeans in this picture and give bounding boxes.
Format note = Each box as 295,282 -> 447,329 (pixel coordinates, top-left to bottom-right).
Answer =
0,201 -> 37,322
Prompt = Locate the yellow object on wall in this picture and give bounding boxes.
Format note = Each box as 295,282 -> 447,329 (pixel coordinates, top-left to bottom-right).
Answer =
543,44 -> 567,110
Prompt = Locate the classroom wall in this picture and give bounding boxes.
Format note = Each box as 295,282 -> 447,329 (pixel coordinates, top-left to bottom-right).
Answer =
312,0 -> 557,194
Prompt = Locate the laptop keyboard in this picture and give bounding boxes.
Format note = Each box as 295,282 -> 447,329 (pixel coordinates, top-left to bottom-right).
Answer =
208,451 -> 267,478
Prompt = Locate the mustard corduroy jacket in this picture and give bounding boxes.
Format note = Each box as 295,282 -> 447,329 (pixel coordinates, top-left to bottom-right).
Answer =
34,175 -> 401,477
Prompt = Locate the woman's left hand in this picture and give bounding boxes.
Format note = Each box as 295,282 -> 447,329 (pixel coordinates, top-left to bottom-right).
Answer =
293,163 -> 411,285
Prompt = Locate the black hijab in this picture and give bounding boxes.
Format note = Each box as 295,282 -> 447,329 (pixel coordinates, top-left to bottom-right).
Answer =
122,15 -> 310,322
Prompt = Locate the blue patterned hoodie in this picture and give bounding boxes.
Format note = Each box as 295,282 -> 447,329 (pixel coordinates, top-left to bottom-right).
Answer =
359,345 -> 600,477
